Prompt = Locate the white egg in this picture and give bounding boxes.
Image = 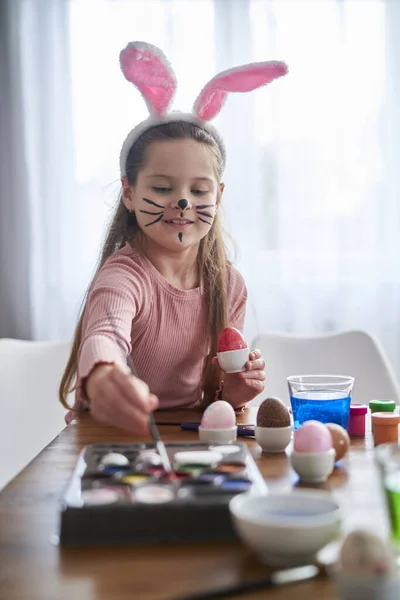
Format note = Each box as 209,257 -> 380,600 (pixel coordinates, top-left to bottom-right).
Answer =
201,401 -> 236,430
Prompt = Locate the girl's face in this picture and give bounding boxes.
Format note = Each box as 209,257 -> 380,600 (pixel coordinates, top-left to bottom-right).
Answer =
122,138 -> 223,252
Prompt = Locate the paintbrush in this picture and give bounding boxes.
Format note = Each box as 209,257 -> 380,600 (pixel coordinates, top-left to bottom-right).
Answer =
106,311 -> 173,476
125,352 -> 174,476
172,564 -> 321,600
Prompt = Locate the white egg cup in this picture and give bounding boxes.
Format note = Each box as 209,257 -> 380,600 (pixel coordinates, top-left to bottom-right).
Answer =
198,425 -> 237,444
217,348 -> 250,373
291,448 -> 335,483
255,425 -> 292,453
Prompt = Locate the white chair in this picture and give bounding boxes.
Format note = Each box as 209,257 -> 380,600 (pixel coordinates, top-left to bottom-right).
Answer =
251,330 -> 400,407
0,338 -> 71,491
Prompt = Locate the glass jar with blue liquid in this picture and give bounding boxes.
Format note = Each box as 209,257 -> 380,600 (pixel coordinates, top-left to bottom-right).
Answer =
287,375 -> 354,430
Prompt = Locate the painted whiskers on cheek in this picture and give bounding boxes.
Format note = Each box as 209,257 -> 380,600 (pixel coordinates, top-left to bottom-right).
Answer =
139,198 -> 185,243
138,198 -> 215,242
140,198 -> 164,227
196,204 -> 215,226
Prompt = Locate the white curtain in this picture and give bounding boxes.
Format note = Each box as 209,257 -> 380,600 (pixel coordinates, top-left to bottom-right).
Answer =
1,0 -> 400,377
0,0 -> 80,340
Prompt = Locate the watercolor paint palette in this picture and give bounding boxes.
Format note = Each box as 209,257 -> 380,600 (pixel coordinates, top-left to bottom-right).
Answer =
58,441 -> 267,545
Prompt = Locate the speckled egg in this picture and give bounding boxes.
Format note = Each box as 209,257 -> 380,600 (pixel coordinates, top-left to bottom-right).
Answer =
201,400 -> 236,429
257,397 -> 291,428
326,423 -> 350,461
293,420 -> 333,453
340,530 -> 397,575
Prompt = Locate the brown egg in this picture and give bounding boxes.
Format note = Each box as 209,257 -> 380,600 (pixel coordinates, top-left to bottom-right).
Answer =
326,423 -> 350,461
257,397 -> 291,428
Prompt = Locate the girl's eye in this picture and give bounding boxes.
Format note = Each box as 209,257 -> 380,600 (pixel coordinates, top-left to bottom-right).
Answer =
153,186 -> 171,193
192,190 -> 207,196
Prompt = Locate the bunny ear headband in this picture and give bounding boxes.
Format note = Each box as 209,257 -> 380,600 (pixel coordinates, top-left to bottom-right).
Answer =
119,41 -> 288,176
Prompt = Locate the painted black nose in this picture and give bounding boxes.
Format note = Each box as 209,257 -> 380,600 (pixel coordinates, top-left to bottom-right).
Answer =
177,199 -> 189,210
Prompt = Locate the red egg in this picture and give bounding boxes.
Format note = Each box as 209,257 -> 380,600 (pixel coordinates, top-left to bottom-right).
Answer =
217,327 -> 247,352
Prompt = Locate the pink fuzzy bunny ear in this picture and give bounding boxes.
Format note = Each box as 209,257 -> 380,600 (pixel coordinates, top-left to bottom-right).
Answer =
193,61 -> 288,121
119,41 -> 177,117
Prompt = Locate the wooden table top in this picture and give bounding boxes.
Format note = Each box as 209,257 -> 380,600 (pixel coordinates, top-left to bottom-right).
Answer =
0,407 -> 388,600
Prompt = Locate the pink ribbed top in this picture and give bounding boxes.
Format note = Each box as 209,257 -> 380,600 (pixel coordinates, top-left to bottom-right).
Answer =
75,242 -> 247,411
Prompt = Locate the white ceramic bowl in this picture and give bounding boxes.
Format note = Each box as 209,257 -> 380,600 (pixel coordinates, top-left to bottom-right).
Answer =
198,426 -> 237,444
291,449 -> 335,483
255,425 -> 292,453
217,348 -> 250,373
229,490 -> 341,566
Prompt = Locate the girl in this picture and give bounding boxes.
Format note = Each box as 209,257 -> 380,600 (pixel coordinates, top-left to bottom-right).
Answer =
59,42 -> 288,435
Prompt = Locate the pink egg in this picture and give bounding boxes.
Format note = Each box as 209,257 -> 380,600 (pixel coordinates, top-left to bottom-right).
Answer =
200,401 -> 236,429
294,421 -> 333,453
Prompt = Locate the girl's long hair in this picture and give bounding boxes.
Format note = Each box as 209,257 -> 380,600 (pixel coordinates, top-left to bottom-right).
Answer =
59,121 -> 228,409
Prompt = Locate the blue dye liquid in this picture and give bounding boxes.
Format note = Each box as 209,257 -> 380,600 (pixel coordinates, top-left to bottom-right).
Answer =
290,391 -> 351,430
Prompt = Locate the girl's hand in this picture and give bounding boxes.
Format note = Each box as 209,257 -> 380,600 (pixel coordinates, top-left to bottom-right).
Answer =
86,363 -> 159,435
212,349 -> 266,409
